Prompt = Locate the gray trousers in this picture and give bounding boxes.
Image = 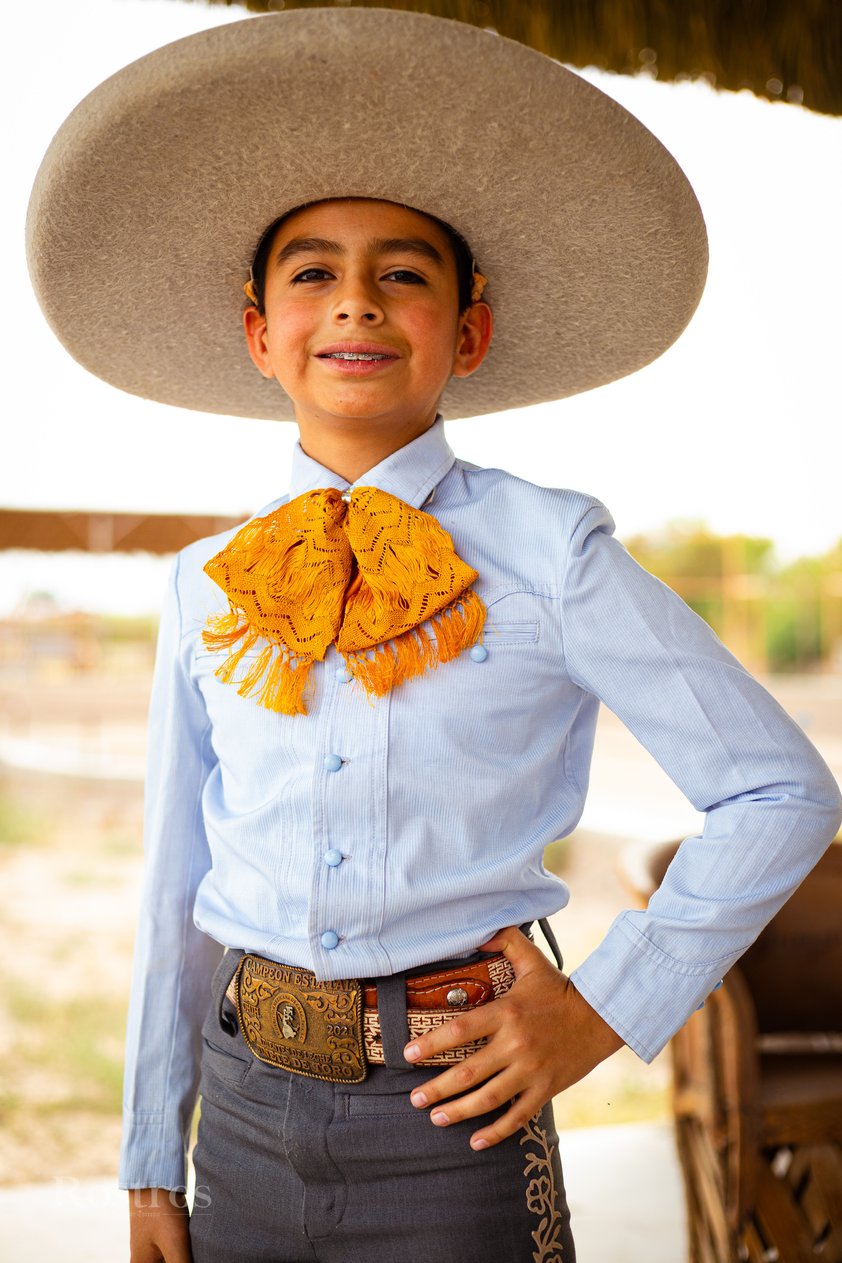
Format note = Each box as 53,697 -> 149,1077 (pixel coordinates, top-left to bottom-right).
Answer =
189,948 -> 576,1263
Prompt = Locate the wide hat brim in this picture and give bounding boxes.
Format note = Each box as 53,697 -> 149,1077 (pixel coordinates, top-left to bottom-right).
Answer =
26,8 -> 708,421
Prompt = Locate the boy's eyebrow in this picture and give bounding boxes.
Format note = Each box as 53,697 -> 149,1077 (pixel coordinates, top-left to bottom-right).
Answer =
274,235 -> 446,268
274,237 -> 343,267
368,237 -> 446,266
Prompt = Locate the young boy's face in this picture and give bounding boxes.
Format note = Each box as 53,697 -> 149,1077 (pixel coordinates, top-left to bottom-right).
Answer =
243,199 -> 491,434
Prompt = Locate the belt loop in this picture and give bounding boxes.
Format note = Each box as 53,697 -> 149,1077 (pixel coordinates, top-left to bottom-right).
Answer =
537,918 -> 564,972
375,974 -> 411,1070
215,948 -> 244,1033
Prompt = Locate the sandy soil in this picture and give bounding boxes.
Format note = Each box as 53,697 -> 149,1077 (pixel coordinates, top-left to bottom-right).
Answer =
0,771 -> 143,1184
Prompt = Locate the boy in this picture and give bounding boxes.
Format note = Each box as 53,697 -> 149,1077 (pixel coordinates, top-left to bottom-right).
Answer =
26,11 -> 841,1263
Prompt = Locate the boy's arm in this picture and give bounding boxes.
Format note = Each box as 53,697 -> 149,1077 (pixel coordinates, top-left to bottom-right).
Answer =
557,502 -> 841,1059
405,500 -> 841,1147
119,552 -> 224,1193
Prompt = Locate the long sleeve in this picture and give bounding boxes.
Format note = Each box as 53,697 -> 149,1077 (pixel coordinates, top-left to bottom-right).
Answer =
118,553 -> 225,1190
564,503 -> 842,1062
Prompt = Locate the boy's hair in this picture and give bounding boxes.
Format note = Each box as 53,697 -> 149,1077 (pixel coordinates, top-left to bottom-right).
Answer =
248,200 -> 476,316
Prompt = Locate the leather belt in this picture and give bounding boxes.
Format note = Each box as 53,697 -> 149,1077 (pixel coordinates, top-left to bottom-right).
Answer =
224,950 -> 515,1084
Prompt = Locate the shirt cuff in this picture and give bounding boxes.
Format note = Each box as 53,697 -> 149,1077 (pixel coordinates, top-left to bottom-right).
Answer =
569,910 -> 737,1063
118,1113 -> 188,1191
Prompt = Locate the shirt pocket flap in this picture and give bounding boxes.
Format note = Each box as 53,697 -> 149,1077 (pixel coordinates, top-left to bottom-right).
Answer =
482,620 -> 539,644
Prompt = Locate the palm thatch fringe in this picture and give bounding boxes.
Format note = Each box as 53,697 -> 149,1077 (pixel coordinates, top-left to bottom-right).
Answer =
181,0 -> 841,116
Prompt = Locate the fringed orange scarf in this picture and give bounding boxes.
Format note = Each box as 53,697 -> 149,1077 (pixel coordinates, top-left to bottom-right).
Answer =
202,486 -> 485,715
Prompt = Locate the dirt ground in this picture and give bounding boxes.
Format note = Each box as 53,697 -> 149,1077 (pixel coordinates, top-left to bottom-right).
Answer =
0,669 -> 838,1186
0,770 -> 143,1184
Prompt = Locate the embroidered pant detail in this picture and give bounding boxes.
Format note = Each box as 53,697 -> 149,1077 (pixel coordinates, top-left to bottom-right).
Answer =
522,1112 -> 568,1262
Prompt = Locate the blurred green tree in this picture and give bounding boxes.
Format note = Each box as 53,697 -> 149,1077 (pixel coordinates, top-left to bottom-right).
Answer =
624,523 -> 841,672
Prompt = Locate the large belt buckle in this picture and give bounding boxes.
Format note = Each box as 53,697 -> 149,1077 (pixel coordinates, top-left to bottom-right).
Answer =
234,954 -> 366,1083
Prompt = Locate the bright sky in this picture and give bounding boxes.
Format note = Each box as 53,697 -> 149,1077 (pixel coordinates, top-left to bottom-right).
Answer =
3,0 -> 841,613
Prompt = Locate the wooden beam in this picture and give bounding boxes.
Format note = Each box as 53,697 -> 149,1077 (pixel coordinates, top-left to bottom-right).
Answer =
0,509 -> 245,555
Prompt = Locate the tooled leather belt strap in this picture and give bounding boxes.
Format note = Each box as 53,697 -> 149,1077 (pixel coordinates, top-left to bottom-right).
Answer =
224,951 -> 515,1083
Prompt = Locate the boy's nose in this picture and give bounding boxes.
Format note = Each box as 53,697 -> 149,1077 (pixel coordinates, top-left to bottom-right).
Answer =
331,280 -> 384,325
335,307 -> 381,323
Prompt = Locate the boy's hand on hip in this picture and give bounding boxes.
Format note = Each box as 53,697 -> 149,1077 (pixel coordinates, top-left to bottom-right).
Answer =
128,1187 -> 192,1262
403,926 -> 625,1151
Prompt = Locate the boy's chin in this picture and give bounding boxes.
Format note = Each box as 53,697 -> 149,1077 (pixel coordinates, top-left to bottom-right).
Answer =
295,399 -> 439,429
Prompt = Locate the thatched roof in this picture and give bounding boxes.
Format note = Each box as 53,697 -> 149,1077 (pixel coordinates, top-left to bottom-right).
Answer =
0,509 -> 243,555
184,0 -> 841,115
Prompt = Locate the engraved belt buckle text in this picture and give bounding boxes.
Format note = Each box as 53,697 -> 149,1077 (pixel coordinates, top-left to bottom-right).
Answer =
234,954 -> 366,1083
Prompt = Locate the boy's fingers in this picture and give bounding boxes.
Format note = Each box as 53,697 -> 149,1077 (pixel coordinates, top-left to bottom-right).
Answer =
469,1093 -> 547,1151
404,995 -> 503,1066
404,926 -> 558,1066
412,1066 -> 543,1146
408,1043 -> 505,1110
476,926 -> 546,976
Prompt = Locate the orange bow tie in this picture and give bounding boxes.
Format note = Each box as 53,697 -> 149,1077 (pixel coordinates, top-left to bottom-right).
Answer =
202,486 -> 485,715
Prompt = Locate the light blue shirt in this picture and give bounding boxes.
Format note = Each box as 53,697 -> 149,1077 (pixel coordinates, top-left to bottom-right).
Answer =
119,417 -> 842,1189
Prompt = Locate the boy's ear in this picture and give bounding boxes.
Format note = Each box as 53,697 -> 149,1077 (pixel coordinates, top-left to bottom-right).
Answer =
451,302 -> 493,379
243,306 -> 275,379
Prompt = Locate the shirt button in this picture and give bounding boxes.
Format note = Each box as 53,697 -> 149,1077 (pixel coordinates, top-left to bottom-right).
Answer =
321,930 -> 340,950
335,666 -> 353,683
323,753 -> 343,773
324,848 -> 343,867
469,644 -> 488,662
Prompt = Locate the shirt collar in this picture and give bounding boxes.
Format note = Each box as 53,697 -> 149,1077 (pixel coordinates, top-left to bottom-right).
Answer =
287,415 -> 456,510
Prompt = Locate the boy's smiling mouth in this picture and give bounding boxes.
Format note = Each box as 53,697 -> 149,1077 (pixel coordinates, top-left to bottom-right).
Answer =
325,352 -> 388,361
316,341 -> 401,369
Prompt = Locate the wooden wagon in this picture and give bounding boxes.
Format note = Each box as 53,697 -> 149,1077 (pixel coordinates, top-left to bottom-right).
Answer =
622,839 -> 842,1262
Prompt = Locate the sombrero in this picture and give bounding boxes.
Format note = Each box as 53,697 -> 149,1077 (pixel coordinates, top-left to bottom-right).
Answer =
26,8 -> 708,421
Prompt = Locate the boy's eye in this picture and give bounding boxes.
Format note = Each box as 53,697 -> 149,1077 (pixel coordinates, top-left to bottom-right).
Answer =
289,266 -> 425,285
384,270 -> 424,284
291,267 -> 334,283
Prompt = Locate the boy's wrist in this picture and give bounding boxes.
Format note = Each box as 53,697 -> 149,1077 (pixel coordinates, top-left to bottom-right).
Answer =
128,1187 -> 188,1214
